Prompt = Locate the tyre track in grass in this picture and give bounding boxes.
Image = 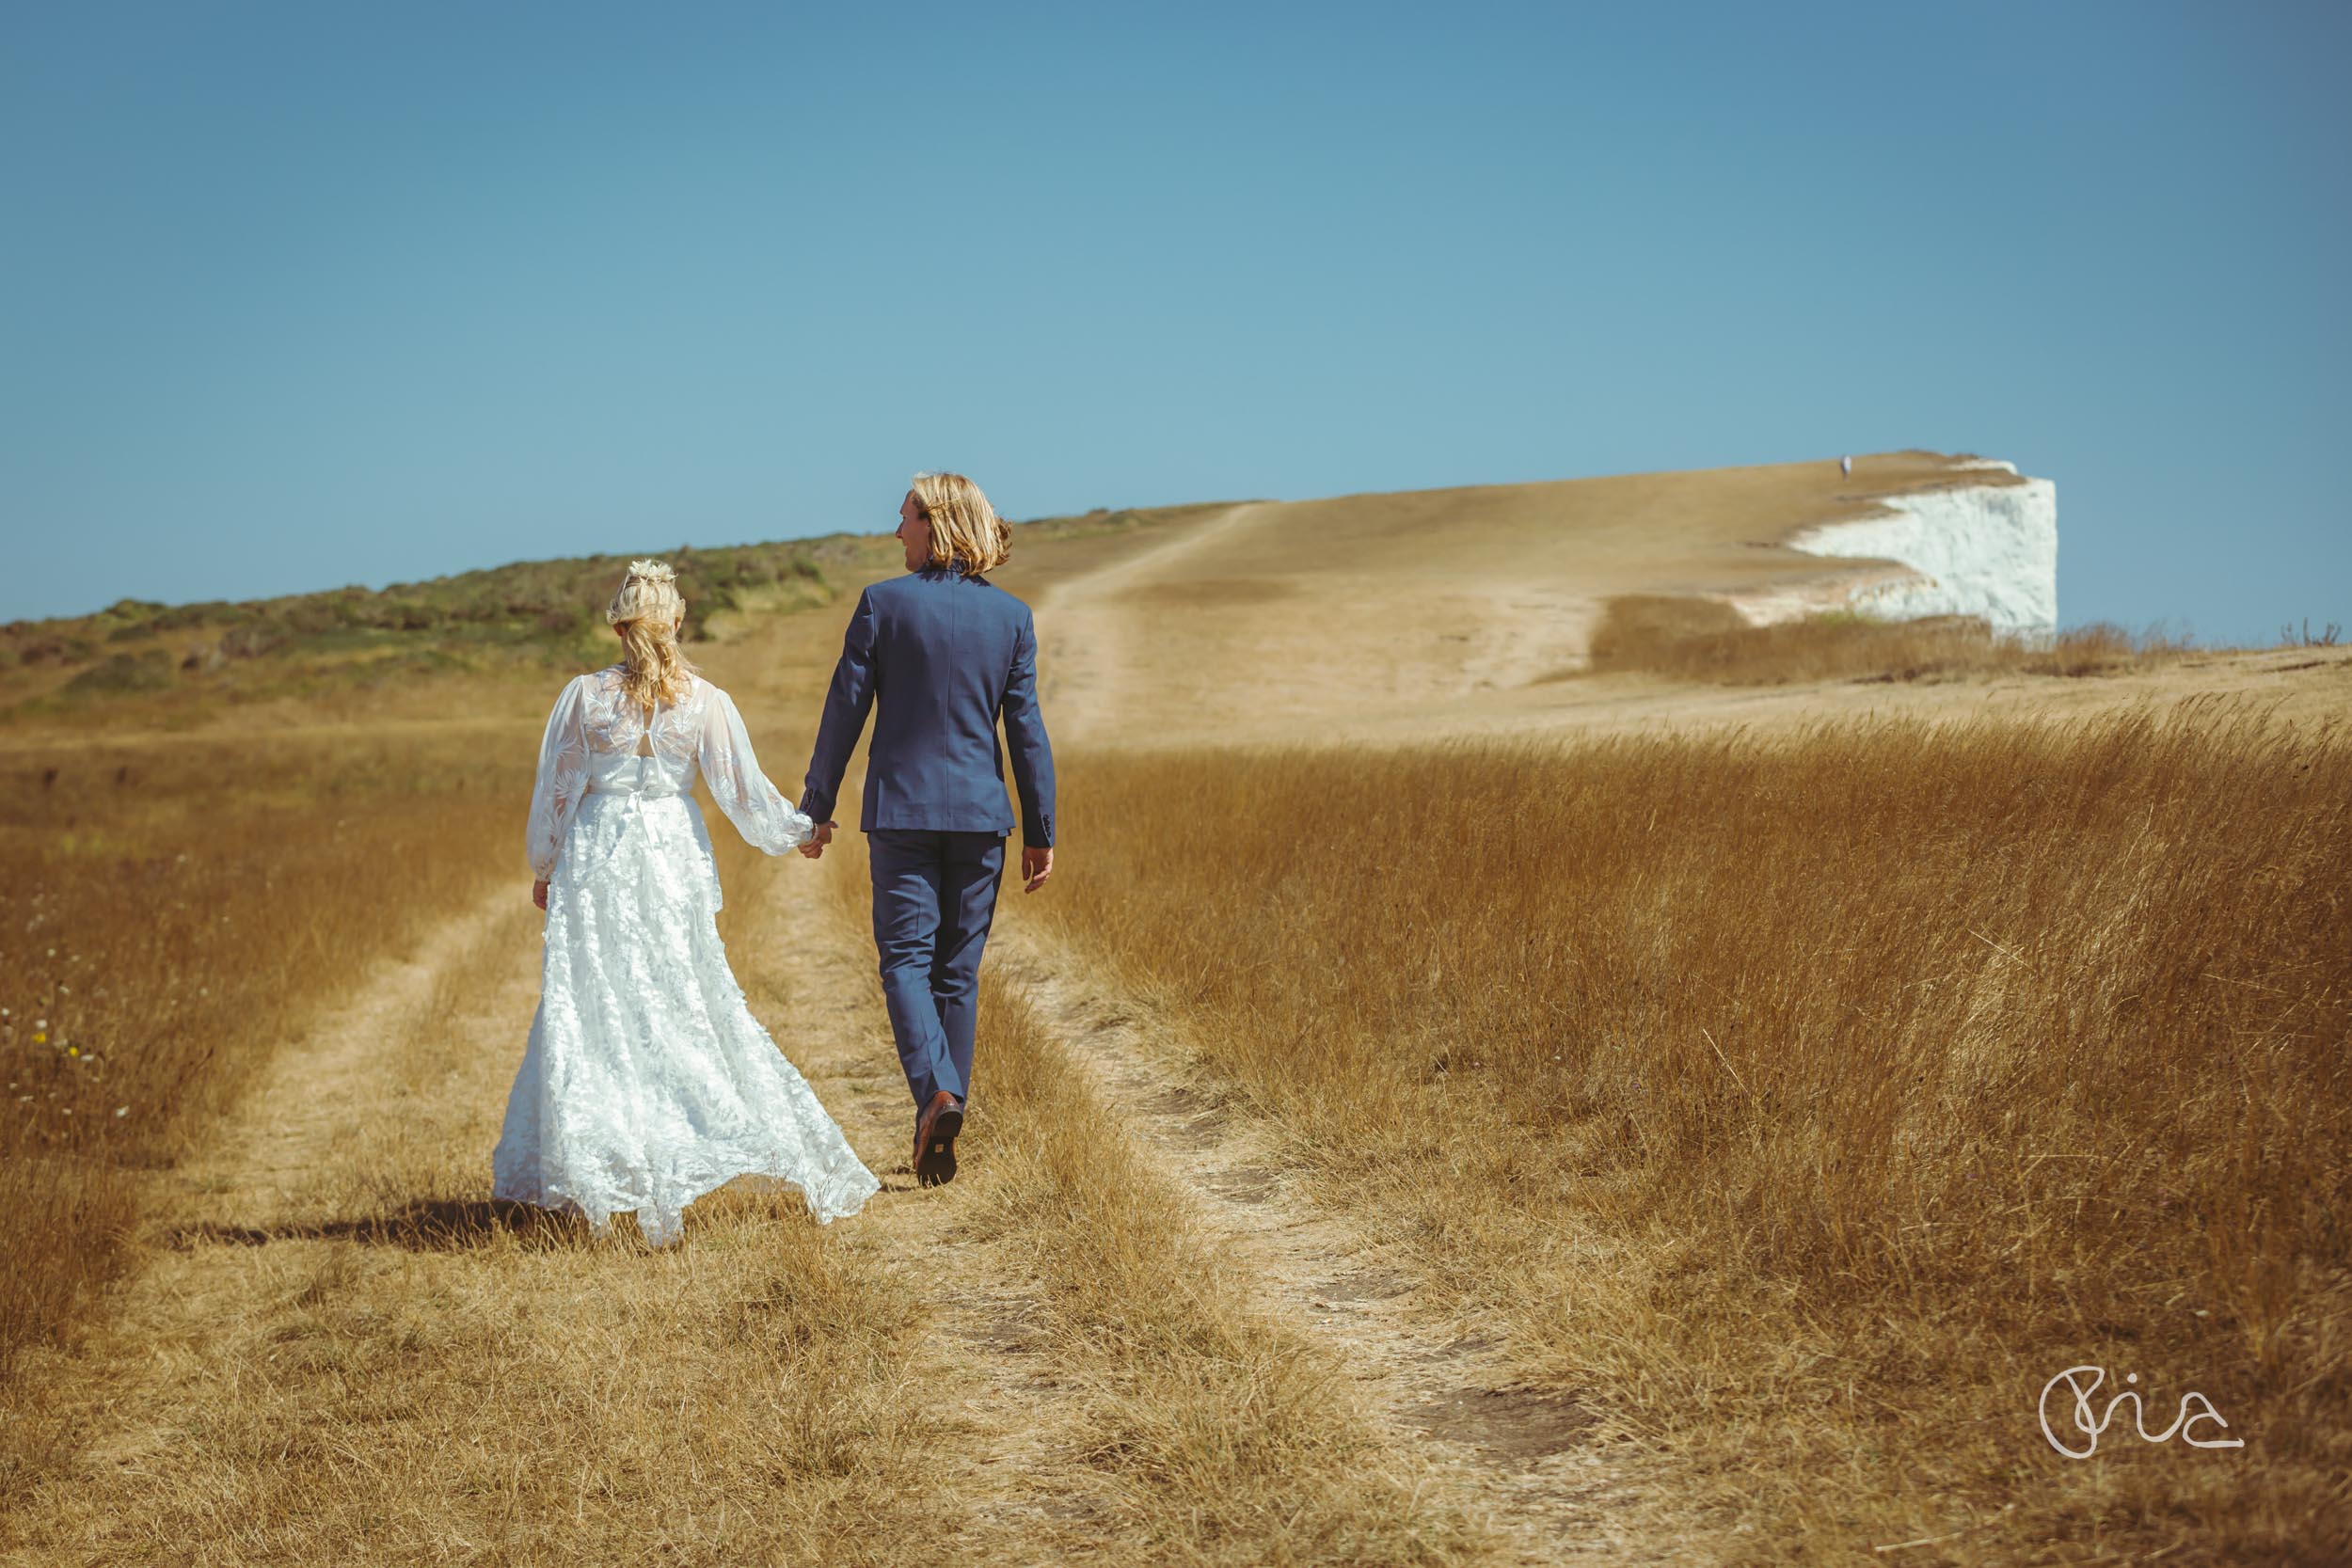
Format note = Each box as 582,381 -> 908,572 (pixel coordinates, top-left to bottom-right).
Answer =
986,915 -> 1698,1566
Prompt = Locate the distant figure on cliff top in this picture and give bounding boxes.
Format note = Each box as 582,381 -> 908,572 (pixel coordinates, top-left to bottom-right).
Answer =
1841,455 -> 1852,477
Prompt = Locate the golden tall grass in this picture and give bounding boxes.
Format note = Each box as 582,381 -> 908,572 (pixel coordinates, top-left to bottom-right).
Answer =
0,729 -> 533,1398
1021,705 -> 2352,1558
1585,594 -> 2193,686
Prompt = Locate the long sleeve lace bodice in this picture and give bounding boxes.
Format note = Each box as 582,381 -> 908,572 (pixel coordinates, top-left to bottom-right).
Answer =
524,665 -> 814,879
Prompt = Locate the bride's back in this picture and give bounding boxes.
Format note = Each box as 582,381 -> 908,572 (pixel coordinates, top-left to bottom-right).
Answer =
574,663 -> 707,791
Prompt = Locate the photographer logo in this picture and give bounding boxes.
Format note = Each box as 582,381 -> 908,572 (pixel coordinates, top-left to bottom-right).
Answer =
2039,1366 -> 2245,1459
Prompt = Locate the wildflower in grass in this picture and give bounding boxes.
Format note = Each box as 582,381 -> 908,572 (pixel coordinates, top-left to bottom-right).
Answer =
67,1046 -> 79,1057
115,1105 -> 128,1117
32,1033 -> 45,1045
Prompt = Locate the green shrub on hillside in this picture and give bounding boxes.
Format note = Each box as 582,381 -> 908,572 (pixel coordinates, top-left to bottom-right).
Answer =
62,651 -> 177,695
0,533 -> 902,721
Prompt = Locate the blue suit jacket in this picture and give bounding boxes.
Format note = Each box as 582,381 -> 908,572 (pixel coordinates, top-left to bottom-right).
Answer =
799,564 -> 1056,847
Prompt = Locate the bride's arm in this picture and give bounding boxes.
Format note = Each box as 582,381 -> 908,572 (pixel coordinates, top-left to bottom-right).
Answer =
525,676 -> 591,885
698,686 -> 815,855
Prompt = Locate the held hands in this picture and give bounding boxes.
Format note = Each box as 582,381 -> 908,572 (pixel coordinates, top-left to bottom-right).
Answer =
787,819 -> 1049,890
532,879 -> 549,911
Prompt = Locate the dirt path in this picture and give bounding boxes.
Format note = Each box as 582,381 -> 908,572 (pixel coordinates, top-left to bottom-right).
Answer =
987,917 -> 1685,1565
743,856 -> 1131,1554
1035,500 -> 1267,743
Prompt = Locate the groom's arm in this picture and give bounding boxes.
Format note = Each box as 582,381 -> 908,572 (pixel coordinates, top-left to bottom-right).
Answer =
1001,606 -> 1055,847
800,586 -> 880,825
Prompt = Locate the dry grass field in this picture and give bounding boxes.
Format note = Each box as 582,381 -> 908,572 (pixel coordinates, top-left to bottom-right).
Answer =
1581,595 -> 2199,686
1009,710 -> 2349,1561
0,731 -> 533,1387
4,451 -> 2346,1564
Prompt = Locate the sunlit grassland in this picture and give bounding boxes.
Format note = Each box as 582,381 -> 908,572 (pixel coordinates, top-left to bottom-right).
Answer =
818,851 -> 1488,1567
13,462 -> 2344,1558
0,729 -> 535,1403
1582,594 -> 2199,686
1016,706 -> 2352,1560
4,816 -> 957,1566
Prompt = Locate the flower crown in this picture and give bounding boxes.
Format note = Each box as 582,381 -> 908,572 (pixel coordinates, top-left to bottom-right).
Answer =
607,559 -> 681,625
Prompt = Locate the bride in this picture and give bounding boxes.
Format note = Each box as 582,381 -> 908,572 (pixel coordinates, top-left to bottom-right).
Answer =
491,559 -> 881,1246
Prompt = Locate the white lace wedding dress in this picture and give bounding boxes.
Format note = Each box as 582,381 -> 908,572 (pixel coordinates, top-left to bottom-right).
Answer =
493,663 -> 881,1245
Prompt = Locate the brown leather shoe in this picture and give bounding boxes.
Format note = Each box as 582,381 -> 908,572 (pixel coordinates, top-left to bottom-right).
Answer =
914,1089 -> 964,1187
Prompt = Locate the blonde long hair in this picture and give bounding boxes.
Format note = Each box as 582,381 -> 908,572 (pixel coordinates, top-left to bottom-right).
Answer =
605,559 -> 700,713
911,471 -> 1012,575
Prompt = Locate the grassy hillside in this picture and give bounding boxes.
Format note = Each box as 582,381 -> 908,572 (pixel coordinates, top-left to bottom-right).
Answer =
0,534 -> 885,727
1025,449 -> 2067,748
0,448 -> 2035,734
0,503 -> 1226,733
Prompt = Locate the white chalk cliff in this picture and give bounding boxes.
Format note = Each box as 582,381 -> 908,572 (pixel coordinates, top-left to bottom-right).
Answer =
1761,461 -> 2058,643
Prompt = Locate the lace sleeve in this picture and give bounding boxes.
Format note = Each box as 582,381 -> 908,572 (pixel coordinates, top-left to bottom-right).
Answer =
698,685 -> 815,855
525,675 -> 591,880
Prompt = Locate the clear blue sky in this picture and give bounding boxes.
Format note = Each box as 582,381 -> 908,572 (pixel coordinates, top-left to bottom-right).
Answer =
4,1 -> 2344,644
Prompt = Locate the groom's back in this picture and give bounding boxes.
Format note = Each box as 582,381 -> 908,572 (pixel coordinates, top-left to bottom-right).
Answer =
867,566 -> 1025,740
800,564 -> 1055,846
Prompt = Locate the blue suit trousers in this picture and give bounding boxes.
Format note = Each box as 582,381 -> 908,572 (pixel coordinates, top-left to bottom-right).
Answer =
868,828 -> 1007,1112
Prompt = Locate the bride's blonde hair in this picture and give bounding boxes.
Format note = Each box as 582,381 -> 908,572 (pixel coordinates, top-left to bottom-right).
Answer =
605,559 -> 699,712
910,471 -> 1012,575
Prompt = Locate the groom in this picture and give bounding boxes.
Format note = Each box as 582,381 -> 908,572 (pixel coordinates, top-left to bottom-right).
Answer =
796,471 -> 1057,1188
